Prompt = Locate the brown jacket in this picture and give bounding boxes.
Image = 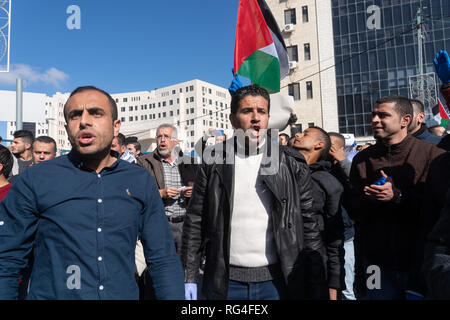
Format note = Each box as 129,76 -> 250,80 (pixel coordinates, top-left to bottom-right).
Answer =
345,134 -> 445,273
137,150 -> 196,190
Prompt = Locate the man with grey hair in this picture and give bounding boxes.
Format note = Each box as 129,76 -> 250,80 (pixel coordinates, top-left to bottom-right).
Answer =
137,124 -> 196,255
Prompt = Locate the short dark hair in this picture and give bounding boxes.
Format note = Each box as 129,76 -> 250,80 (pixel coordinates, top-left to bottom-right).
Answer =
116,133 -> 126,147
13,130 -> 34,145
34,136 -> 57,154
310,126 -> 332,161
230,85 -> 270,115
64,86 -> 118,122
410,99 -> 424,114
127,141 -> 141,152
124,136 -> 138,144
375,95 -> 413,119
328,132 -> 345,148
279,133 -> 290,140
0,145 -> 13,178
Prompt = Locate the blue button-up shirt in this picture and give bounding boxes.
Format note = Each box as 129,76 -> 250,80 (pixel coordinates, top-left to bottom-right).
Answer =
0,151 -> 184,300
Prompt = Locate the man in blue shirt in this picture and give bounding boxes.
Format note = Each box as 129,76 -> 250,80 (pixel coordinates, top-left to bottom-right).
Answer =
0,86 -> 185,300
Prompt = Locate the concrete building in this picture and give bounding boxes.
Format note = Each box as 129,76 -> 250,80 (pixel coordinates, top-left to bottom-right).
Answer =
266,0 -> 339,134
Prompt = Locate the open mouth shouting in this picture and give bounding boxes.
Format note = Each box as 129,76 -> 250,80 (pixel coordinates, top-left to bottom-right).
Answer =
78,131 -> 96,146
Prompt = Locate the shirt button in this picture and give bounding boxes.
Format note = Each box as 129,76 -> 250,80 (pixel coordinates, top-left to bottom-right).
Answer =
97,228 -> 102,232
98,256 -> 103,261
99,285 -> 104,290
98,199 -> 103,204
0,221 -> 4,226
97,174 -> 101,178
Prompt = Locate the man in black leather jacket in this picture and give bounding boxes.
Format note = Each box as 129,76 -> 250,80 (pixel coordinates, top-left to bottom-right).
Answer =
181,85 -> 326,300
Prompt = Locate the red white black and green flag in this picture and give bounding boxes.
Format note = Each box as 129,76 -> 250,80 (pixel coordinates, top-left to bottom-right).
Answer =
433,98 -> 450,128
233,0 -> 290,93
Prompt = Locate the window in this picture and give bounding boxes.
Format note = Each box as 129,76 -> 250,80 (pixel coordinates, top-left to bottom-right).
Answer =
135,106 -> 138,111
172,90 -> 176,94
306,81 -> 313,99
208,88 -> 212,94
121,107 -> 125,112
190,85 -> 194,91
170,111 -> 174,116
287,45 -> 298,62
135,116 -> 138,121
190,108 -> 194,114
284,9 -> 296,25
304,43 -> 311,60
123,98 -> 128,102
158,102 -> 161,107
177,110 -> 180,115
288,83 -> 301,100
186,98 -> 189,103
180,88 -> 183,93
191,130 -> 195,136
163,101 -> 166,107
129,117 -> 133,122
163,112 -> 167,118
308,122 -> 315,128
190,119 -> 194,125
158,113 -> 161,118
190,97 -> 194,102
302,6 -> 308,23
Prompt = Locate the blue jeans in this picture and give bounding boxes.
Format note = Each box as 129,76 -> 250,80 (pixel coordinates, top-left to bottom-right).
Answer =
363,263 -> 408,300
227,278 -> 287,300
342,240 -> 356,300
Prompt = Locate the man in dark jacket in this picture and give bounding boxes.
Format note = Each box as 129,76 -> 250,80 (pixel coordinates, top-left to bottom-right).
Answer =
292,127 -> 345,300
182,85 -> 326,300
328,132 -> 357,300
422,193 -> 450,299
345,95 -> 444,300
408,99 -> 442,145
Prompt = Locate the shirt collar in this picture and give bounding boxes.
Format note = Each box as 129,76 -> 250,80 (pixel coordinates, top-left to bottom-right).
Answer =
68,150 -> 120,172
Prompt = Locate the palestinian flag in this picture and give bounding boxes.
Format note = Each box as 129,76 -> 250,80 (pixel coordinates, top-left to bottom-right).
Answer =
234,0 -> 290,93
432,98 -> 450,128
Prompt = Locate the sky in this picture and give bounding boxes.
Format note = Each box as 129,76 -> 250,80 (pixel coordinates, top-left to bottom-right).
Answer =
0,0 -> 241,95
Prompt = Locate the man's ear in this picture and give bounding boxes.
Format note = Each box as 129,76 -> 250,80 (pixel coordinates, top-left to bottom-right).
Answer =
229,113 -> 237,129
417,112 -> 425,124
314,140 -> 325,151
113,119 -> 121,137
402,114 -> 412,128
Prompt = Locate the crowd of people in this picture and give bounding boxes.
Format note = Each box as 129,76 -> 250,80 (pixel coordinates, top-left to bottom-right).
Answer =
1,51 -> 450,300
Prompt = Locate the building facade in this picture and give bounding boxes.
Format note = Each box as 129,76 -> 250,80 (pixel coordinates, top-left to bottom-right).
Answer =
332,0 -> 450,138
267,0 -> 339,134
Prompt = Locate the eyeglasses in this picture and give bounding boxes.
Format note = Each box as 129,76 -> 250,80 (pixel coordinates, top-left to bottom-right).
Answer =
156,134 -> 174,141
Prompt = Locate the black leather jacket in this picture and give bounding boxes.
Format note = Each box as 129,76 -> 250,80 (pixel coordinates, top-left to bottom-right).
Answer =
181,141 -> 326,299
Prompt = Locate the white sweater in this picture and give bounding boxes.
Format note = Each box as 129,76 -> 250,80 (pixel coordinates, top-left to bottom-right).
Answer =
229,151 -> 278,267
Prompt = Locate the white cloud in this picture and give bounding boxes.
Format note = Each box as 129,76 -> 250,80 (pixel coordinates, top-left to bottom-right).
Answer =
0,64 -> 69,88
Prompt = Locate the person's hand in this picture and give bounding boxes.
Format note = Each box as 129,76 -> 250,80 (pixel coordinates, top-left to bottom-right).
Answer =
329,288 -> 337,300
183,186 -> 193,198
329,144 -> 347,163
228,68 -> 243,97
159,187 -> 180,199
185,283 -> 198,300
434,50 -> 450,84
287,112 -> 298,126
364,170 -> 394,202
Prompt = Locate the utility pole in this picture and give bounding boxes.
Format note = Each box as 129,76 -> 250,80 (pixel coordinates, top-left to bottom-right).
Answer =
16,78 -> 23,131
417,7 -> 423,76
